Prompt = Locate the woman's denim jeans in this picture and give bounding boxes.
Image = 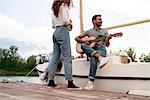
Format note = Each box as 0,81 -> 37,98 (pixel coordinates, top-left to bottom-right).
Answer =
48,26 -> 72,80
81,43 -> 106,80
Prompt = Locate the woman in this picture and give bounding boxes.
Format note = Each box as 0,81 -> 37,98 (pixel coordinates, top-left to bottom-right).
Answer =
47,0 -> 81,90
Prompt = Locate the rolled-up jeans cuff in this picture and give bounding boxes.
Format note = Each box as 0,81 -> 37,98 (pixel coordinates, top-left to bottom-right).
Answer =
88,76 -> 95,80
91,51 -> 98,56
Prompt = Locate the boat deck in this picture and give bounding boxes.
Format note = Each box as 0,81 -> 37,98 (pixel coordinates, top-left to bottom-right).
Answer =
0,82 -> 149,100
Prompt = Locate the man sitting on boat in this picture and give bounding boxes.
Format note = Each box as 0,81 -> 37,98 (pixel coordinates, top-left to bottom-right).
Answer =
75,14 -> 112,90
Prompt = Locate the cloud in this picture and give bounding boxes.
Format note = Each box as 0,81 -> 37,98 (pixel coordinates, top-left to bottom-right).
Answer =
0,0 -> 149,59
0,13 -> 25,35
0,13 -> 53,58
82,0 -> 150,18
0,37 -> 38,57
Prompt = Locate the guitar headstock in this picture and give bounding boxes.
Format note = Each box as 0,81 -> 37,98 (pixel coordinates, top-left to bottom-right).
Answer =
110,32 -> 123,37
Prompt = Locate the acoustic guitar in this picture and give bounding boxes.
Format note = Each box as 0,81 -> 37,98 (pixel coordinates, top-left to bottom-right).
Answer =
76,32 -> 123,54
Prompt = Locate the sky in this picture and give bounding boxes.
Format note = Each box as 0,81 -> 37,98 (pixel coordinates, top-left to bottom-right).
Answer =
0,0 -> 150,59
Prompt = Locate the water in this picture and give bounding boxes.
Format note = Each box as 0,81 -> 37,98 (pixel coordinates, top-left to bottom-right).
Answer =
0,76 -> 41,84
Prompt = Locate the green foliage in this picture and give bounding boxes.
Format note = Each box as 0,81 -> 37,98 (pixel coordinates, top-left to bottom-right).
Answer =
126,48 -> 136,62
0,46 -> 19,71
139,53 -> 150,62
0,70 -> 37,76
0,46 -> 37,76
144,55 -> 150,62
27,55 -> 37,67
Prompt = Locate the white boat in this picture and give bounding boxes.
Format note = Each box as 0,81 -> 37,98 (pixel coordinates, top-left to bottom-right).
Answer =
35,0 -> 150,96
36,53 -> 150,94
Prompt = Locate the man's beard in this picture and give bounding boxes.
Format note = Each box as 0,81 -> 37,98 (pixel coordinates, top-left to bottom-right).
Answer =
96,23 -> 102,27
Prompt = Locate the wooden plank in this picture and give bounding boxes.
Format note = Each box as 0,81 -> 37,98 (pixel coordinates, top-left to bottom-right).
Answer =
0,82 -> 149,100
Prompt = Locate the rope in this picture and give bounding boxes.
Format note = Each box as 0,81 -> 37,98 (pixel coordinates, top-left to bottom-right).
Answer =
25,66 -> 37,77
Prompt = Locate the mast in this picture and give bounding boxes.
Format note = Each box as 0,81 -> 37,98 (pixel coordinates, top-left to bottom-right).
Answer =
79,0 -> 83,34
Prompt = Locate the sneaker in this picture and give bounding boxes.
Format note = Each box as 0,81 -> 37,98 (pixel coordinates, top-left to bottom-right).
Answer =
67,80 -> 83,90
84,81 -> 94,90
39,73 -> 46,81
99,57 -> 109,68
47,80 -> 60,89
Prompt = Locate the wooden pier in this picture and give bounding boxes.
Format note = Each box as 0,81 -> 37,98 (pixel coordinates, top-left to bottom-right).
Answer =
0,82 -> 149,100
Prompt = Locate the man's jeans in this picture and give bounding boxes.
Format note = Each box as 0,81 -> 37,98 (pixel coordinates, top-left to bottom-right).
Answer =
48,26 -> 72,80
81,43 -> 107,80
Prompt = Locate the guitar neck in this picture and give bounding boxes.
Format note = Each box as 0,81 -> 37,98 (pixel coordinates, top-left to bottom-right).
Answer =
110,34 -> 116,37
110,32 -> 123,37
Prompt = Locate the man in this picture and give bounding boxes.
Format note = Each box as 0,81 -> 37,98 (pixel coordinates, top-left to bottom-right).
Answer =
75,14 -> 111,90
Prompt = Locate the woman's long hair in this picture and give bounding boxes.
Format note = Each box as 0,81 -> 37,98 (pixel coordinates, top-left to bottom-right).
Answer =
52,0 -> 73,17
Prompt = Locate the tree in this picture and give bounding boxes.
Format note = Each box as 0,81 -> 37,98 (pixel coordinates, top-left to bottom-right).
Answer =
9,45 -> 20,61
0,46 -> 38,76
139,53 -> 145,62
0,46 -> 20,71
139,53 -> 150,62
127,48 -> 136,62
144,55 -> 150,62
27,55 -> 36,67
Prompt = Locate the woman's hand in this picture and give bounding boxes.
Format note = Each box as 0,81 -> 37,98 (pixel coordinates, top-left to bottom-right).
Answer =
68,19 -> 73,31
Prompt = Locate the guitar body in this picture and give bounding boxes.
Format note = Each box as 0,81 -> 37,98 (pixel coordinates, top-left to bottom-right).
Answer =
76,32 -> 123,54
76,36 -> 97,54
76,43 -> 83,54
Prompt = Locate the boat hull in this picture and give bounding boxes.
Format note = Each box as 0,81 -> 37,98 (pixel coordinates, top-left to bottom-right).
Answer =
36,55 -> 150,93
